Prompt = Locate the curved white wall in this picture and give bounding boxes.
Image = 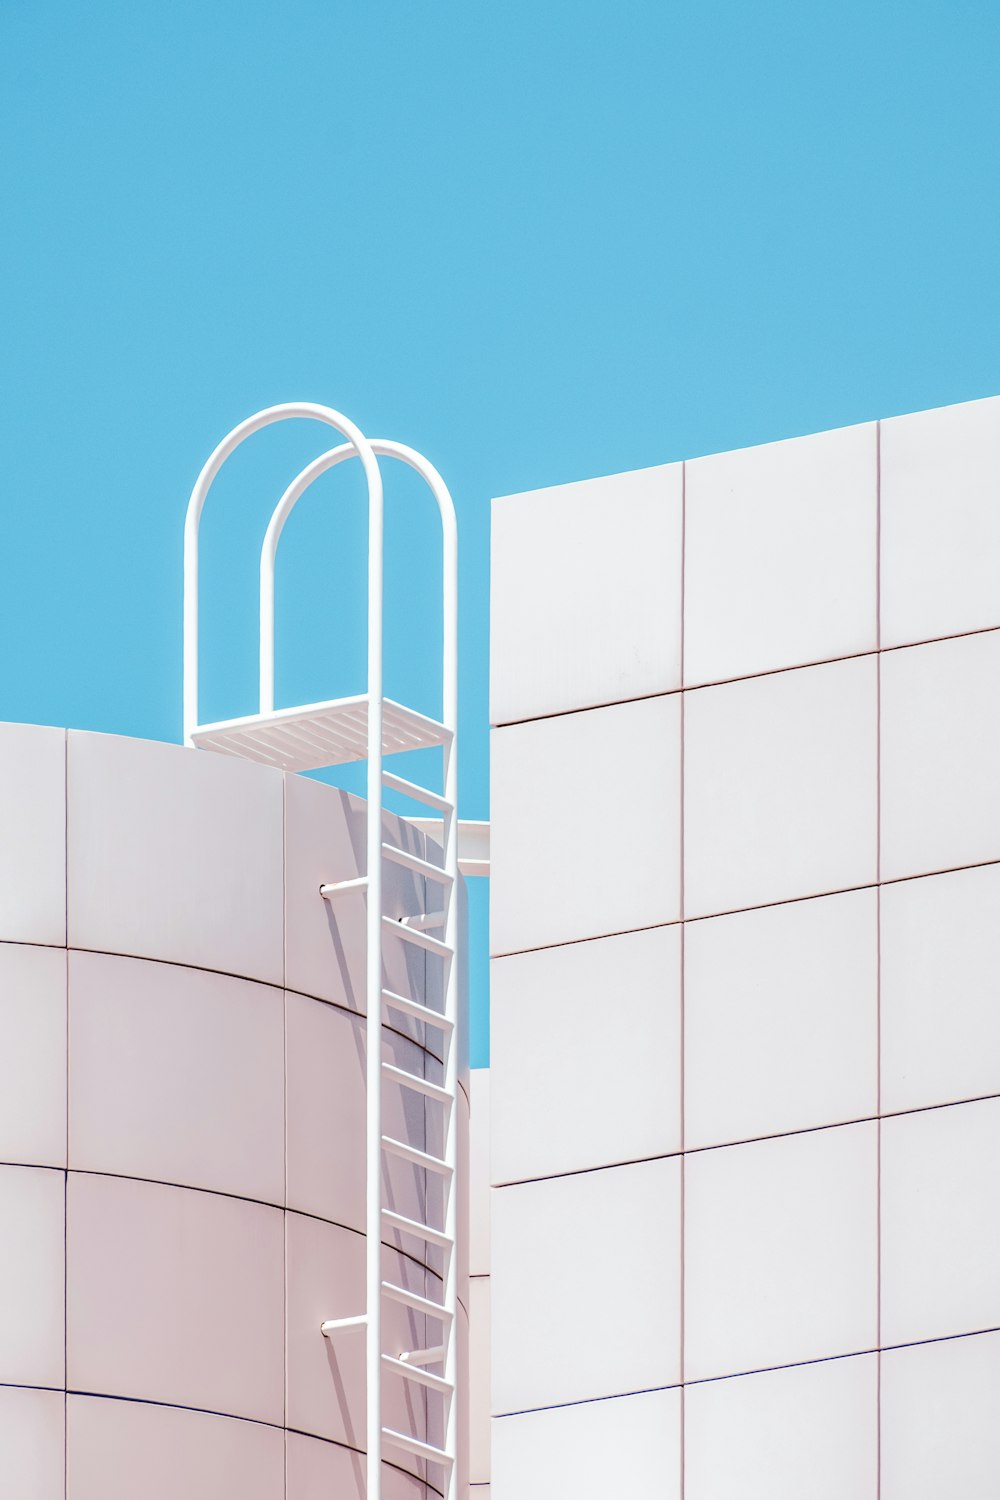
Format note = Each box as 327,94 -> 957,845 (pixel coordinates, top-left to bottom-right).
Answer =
0,723 -> 468,1500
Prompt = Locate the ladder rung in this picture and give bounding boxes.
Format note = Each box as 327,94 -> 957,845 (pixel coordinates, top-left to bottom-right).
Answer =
319,876 -> 368,899
381,1135 -> 453,1176
381,1427 -> 453,1468
382,1063 -> 451,1106
382,842 -> 454,885
382,1352 -> 453,1396
382,1208 -> 453,1250
382,1280 -> 453,1323
382,770 -> 453,813
384,915 -> 452,958
381,988 -> 453,1034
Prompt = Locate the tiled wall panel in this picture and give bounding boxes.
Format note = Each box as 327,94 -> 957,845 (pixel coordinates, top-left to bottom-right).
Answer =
468,1275 -> 491,1486
881,862 -> 1000,1113
880,629 -> 1000,881
880,1330 -> 1000,1500
489,397 -> 1000,1498
684,1122 -> 877,1381
284,1208 -> 434,1469
67,730 -> 284,983
67,1172 -> 285,1424
881,1097 -> 1000,1348
284,771 -> 435,1027
880,394 -> 1000,647
0,1385 -> 65,1500
684,421 -> 877,685
0,723 -> 454,1499
285,1431 -> 429,1500
68,951 -> 285,1203
0,1165 -> 65,1389
468,1071 -> 492,1487
469,1069 -> 491,1278
684,655 -> 877,917
0,723 -> 66,947
493,1388 -> 681,1500
491,924 -> 680,1182
491,464 -> 683,724
285,987 -> 430,1234
684,1354 -> 877,1500
0,944 -> 67,1169
67,1395 -> 284,1500
491,694 -> 681,954
684,889 -> 877,1148
491,1157 -> 681,1412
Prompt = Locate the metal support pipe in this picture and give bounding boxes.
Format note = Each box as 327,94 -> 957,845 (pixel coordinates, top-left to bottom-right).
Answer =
321,1316 -> 368,1336
365,452 -> 384,1500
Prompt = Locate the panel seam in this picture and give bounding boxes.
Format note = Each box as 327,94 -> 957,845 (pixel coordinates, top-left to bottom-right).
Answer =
679,458 -> 687,1500
875,417 -> 883,1500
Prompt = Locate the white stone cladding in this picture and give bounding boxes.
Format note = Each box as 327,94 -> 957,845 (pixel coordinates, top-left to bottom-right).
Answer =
0,726 -> 468,1500
488,395 -> 1000,1499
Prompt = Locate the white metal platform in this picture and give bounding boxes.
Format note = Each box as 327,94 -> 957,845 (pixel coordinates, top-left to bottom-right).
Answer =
189,693 -> 451,773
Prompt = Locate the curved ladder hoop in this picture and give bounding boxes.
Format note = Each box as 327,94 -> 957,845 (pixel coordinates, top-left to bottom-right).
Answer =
258,437 -> 458,735
182,402 -> 384,747
258,438 -> 460,1500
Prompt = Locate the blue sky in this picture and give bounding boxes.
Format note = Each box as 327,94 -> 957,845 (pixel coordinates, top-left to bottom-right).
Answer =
2,1 -> 999,1063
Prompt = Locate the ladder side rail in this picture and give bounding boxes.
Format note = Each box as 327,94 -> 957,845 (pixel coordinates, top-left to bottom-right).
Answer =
378,439 -> 459,1498
397,440 -> 459,1497
442,737 -> 459,1498
182,402 -> 382,745
366,471 -> 384,1500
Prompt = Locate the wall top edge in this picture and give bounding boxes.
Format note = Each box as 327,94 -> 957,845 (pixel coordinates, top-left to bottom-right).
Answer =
490,391 -> 1000,508
0,721 -> 369,804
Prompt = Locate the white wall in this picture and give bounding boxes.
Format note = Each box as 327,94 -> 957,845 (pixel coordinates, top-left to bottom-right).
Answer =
0,726 -> 464,1500
489,395 -> 1000,1499
467,1070 -> 491,1497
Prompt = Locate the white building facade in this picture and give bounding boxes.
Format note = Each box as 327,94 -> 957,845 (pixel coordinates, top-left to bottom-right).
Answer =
0,403 -> 468,1500
484,394 -> 1000,1498
3,393 -> 1000,1497
0,726 -> 468,1499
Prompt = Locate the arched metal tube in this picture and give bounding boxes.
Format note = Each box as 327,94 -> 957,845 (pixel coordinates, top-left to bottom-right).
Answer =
182,402 -> 383,745
258,437 -> 458,739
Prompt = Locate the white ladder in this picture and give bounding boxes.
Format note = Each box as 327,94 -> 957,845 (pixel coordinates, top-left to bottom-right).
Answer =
183,404 -> 460,1499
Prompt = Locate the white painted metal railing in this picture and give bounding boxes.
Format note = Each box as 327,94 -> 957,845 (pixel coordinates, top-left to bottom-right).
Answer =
182,404 -> 460,1500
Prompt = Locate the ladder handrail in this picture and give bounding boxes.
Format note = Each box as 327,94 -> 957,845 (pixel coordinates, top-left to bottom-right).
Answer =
257,436 -> 458,734
182,402 -> 384,746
